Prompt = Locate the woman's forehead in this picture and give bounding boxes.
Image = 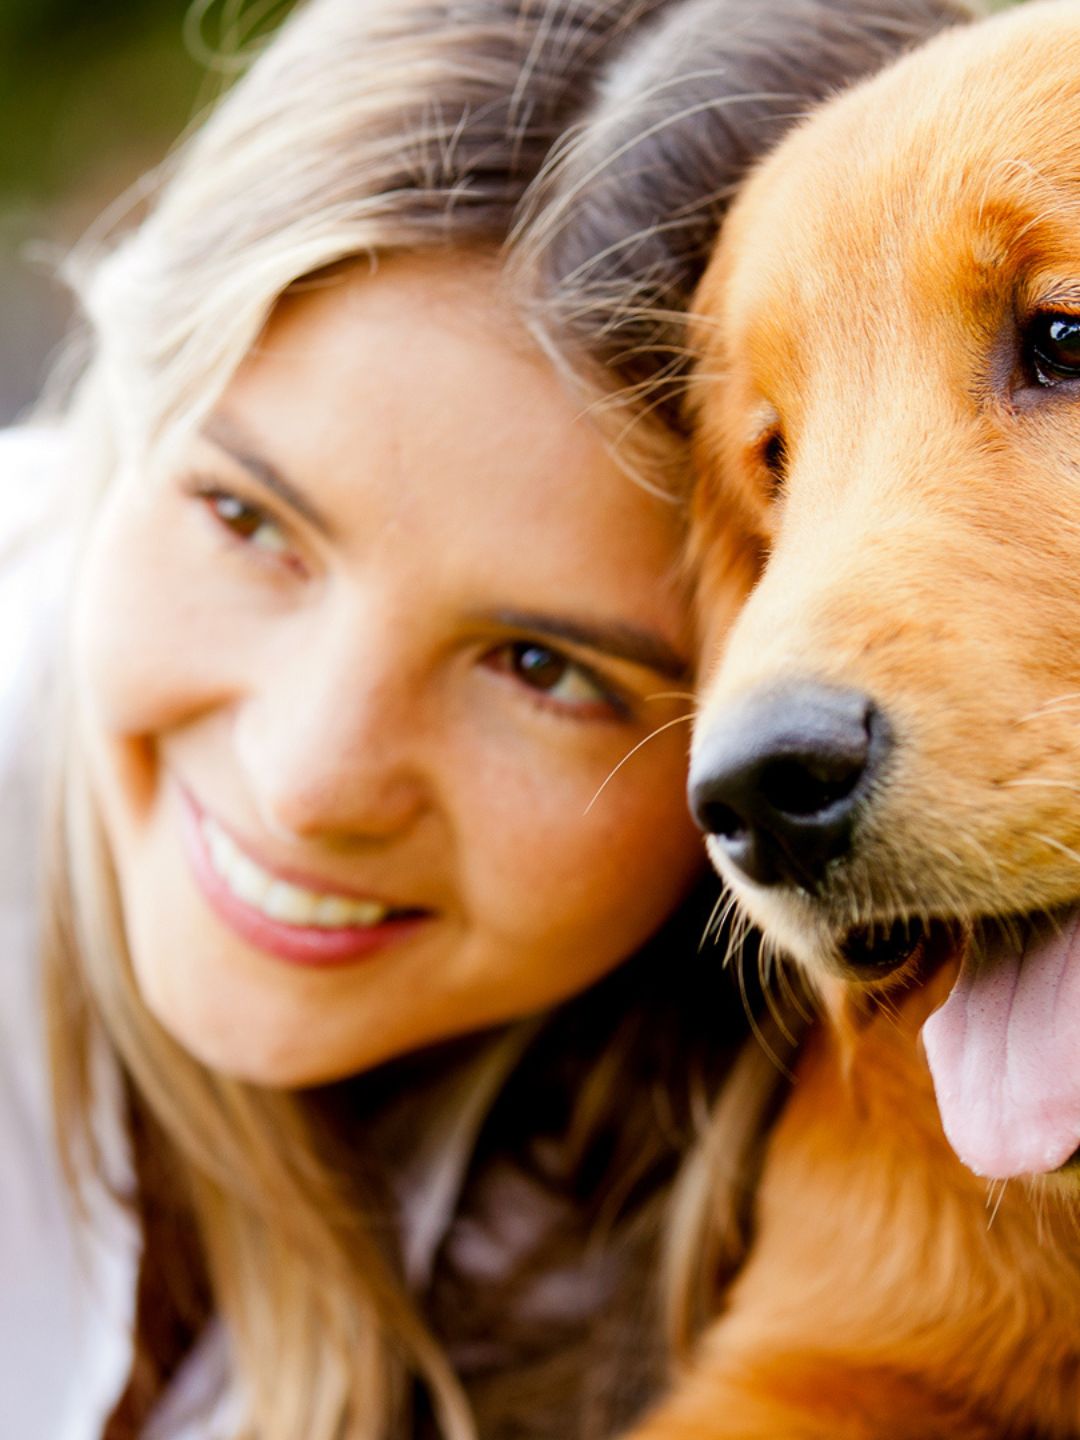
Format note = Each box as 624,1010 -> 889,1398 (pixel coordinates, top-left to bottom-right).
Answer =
214,253 -> 689,570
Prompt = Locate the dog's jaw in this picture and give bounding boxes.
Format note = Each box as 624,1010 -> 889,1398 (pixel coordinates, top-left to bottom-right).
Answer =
704,835 -> 837,969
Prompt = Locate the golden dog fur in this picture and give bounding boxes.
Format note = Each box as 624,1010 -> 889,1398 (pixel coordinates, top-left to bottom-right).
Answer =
631,3 -> 1080,1435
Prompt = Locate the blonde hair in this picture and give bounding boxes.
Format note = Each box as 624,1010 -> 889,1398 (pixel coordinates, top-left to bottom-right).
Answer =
40,0 -> 980,1436
515,0 -> 977,488
44,3 -> 675,1437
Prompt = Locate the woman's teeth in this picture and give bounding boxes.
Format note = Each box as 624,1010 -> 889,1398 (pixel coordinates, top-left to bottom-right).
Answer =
202,815 -> 390,928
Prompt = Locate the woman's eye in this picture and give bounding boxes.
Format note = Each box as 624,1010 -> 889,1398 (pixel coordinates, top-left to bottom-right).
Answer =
199,487 -> 290,557
487,641 -> 625,717
1024,312 -> 1080,386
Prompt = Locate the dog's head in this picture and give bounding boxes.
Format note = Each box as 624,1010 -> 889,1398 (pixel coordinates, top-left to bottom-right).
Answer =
688,0 -> 1080,1181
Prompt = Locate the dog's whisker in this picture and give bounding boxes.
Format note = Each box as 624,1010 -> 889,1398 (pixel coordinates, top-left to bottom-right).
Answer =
914,826 -> 1003,906
719,906 -> 751,971
583,712 -> 694,815
871,984 -> 905,1032
1016,691 -> 1080,723
645,689 -> 699,706
735,945 -> 796,1083
1003,777 -> 1080,793
760,949 -> 801,1048
699,889 -> 737,953
732,913 -> 755,971
776,955 -> 816,1025
986,1179 -> 1009,1232
698,897 -> 724,953
962,834 -> 1006,897
1033,832 -> 1080,870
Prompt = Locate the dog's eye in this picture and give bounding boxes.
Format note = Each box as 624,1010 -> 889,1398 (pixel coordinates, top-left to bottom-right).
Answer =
1025,312 -> 1080,385
759,430 -> 787,494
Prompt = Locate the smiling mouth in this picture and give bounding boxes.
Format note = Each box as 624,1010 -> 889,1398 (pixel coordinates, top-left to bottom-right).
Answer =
178,786 -> 432,968
202,812 -> 417,929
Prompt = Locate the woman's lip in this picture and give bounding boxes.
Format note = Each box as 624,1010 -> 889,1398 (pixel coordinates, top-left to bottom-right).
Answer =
178,782 -> 414,908
177,786 -> 432,969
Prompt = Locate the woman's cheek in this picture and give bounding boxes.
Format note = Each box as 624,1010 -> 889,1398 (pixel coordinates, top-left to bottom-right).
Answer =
571,766 -> 706,936
72,487 -> 242,736
460,728 -> 705,960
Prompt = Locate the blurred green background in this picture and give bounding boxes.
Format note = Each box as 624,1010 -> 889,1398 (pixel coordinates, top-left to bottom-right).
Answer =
0,0 -> 278,423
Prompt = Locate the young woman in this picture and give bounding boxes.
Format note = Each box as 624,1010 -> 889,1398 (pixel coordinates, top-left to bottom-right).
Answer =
1,1 -> 970,1437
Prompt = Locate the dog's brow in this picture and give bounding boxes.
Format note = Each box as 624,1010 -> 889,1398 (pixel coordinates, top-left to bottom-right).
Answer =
1032,281 -> 1080,311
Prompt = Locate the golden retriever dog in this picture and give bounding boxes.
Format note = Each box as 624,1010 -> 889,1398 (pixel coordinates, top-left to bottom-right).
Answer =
628,3 -> 1080,1436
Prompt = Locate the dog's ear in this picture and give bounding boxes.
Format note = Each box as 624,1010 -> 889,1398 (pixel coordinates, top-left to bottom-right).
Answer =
522,0 -> 972,429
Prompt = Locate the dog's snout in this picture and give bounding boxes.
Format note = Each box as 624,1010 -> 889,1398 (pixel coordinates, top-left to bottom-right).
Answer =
689,682 -> 888,891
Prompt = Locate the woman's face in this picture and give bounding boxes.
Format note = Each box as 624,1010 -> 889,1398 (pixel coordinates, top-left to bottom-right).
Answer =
73,253 -> 706,1086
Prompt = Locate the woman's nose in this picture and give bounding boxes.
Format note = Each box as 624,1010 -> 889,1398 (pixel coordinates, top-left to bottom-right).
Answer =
232,629 -> 433,842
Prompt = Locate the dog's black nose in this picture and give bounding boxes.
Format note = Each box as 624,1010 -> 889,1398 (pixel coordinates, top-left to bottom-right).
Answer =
689,682 -> 887,891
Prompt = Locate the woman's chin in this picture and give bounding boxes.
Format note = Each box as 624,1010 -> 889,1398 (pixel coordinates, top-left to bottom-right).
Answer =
125,927 -> 379,1087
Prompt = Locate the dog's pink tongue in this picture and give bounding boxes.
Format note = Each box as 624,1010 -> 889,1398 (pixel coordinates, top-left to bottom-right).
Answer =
922,910 -> 1080,1179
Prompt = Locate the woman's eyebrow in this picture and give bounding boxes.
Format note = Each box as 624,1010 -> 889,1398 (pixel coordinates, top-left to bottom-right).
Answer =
201,414 -> 332,534
479,608 -> 690,679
